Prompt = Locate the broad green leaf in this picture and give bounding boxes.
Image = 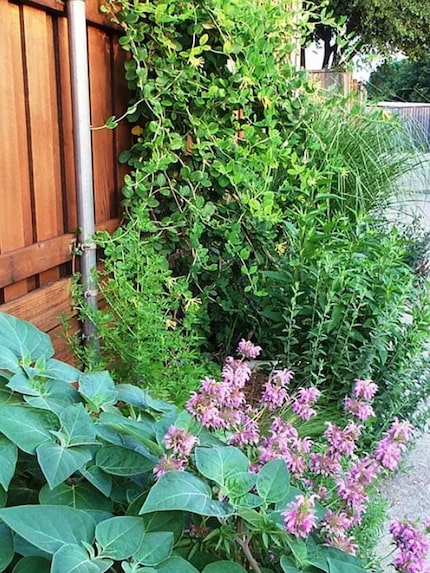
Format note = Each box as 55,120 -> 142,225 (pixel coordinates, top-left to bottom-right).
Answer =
306,537 -> 329,572
96,445 -> 155,476
13,534 -> 51,559
0,436 -> 17,490
225,472 -> 256,498
78,371 -> 117,409
95,516 -> 145,560
0,406 -> 58,453
0,313 -> 54,360
98,413 -> 161,456
280,555 -> 302,573
59,404 -> 98,446
237,507 -> 267,529
140,471 -> 232,517
234,492 -> 263,508
134,531 -> 174,566
139,511 -> 184,542
0,505 -> 96,554
195,446 -> 249,486
0,487 -> 7,507
256,459 -> 290,503
0,522 -> 14,571
23,379 -> 80,414
6,373 -> 41,396
285,536 -> 307,567
39,482 -> 113,512
122,564 -> 157,573
11,556 -> 51,573
80,465 -> 112,497
0,346 -> 21,373
322,547 -> 366,573
42,359 -> 81,382
157,556 -> 199,573
51,544 -> 113,573
116,384 -> 174,413
202,562 -> 248,573
36,443 -> 93,489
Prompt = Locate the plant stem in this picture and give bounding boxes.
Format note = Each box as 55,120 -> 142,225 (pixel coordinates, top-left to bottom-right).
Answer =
235,535 -> 262,573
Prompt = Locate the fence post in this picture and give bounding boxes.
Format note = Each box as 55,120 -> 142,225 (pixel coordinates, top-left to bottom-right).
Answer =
67,0 -> 99,349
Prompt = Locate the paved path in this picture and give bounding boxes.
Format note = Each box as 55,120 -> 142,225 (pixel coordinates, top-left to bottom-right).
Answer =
378,433 -> 430,571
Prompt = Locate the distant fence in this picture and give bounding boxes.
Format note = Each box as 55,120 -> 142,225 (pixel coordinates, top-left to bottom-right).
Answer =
308,70 -> 358,97
0,0 -> 130,362
377,102 -> 430,146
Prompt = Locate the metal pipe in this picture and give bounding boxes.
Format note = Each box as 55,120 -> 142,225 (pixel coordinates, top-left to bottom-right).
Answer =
67,0 -> 98,348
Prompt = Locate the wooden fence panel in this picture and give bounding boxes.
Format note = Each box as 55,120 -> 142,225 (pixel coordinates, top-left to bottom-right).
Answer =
0,0 -> 130,361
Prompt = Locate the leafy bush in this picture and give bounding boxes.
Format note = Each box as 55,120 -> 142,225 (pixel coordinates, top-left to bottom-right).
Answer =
0,313 -> 423,572
73,230 -> 217,405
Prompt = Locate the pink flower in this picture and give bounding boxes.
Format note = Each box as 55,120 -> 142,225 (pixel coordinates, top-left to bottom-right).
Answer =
353,379 -> 378,400
163,426 -> 199,456
237,339 -> 262,359
260,382 -> 289,410
324,421 -> 361,457
153,455 -> 186,479
229,412 -> 260,446
374,436 -> 406,471
388,418 -> 414,442
292,387 -> 321,421
344,397 -> 375,421
282,494 -> 318,538
271,369 -> 294,386
309,452 -> 341,476
390,519 -> 430,573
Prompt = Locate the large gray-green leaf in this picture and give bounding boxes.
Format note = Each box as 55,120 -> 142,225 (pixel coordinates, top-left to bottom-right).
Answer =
59,404 -> 98,446
134,531 -> 174,566
79,465 -> 112,497
78,371 -> 117,410
51,544 -> 113,573
39,482 -> 113,512
139,511 -> 184,542
139,471 -> 232,517
42,359 -> 81,382
195,446 -> 249,486
0,313 -> 54,360
96,445 -> 155,476
202,562 -> 248,573
0,436 -> 17,490
0,522 -> 14,572
98,412 -> 161,456
6,373 -> 42,396
157,556 -> 199,573
95,516 -> 145,560
11,556 -> 50,573
36,443 -> 93,489
0,406 -> 58,453
0,505 -> 96,554
116,384 -> 175,413
13,534 -> 51,559
322,547 -> 366,573
280,555 -> 302,573
256,459 -> 290,503
0,346 -> 21,373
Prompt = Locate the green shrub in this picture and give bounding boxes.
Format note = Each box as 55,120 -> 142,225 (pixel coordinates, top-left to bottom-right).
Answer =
73,227 -> 217,405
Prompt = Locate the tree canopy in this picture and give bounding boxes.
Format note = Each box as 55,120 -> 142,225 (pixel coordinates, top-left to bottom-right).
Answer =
308,0 -> 430,68
367,58 -> 430,103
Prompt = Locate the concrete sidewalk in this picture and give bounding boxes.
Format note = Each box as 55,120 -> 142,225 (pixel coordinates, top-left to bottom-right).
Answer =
378,433 -> 430,571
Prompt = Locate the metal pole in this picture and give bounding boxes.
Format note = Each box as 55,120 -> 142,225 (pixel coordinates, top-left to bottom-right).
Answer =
67,0 -> 98,348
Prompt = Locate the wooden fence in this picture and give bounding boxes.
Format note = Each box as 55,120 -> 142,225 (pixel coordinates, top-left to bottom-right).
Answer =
0,0 -> 130,362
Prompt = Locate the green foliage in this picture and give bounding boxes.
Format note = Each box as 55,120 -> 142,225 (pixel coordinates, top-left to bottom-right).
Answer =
308,0 -> 430,67
94,0 -> 430,432
368,58 -> 430,102
0,312 -> 372,573
73,231 -> 218,405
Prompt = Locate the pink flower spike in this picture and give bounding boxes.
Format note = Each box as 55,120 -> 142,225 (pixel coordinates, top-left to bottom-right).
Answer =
388,417 -> 414,442
282,494 -> 318,538
163,426 -> 199,456
237,339 -> 262,359
153,455 -> 186,479
353,378 -> 378,400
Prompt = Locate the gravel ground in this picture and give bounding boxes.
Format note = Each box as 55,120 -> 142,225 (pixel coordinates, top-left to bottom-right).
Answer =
377,433 -> 430,571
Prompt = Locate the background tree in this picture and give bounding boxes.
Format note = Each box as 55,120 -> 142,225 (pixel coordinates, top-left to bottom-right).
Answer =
306,0 -> 430,69
367,58 -> 430,102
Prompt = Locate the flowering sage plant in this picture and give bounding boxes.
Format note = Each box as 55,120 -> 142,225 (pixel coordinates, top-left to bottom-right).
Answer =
0,313 -> 426,573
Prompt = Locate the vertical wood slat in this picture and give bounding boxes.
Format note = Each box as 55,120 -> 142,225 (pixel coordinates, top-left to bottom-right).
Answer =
0,1 -> 33,302
88,27 -> 117,225
23,5 -> 63,285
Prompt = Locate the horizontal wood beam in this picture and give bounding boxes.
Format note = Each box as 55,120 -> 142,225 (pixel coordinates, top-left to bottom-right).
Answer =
9,0 -> 121,30
0,277 -> 75,332
0,218 -> 119,288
